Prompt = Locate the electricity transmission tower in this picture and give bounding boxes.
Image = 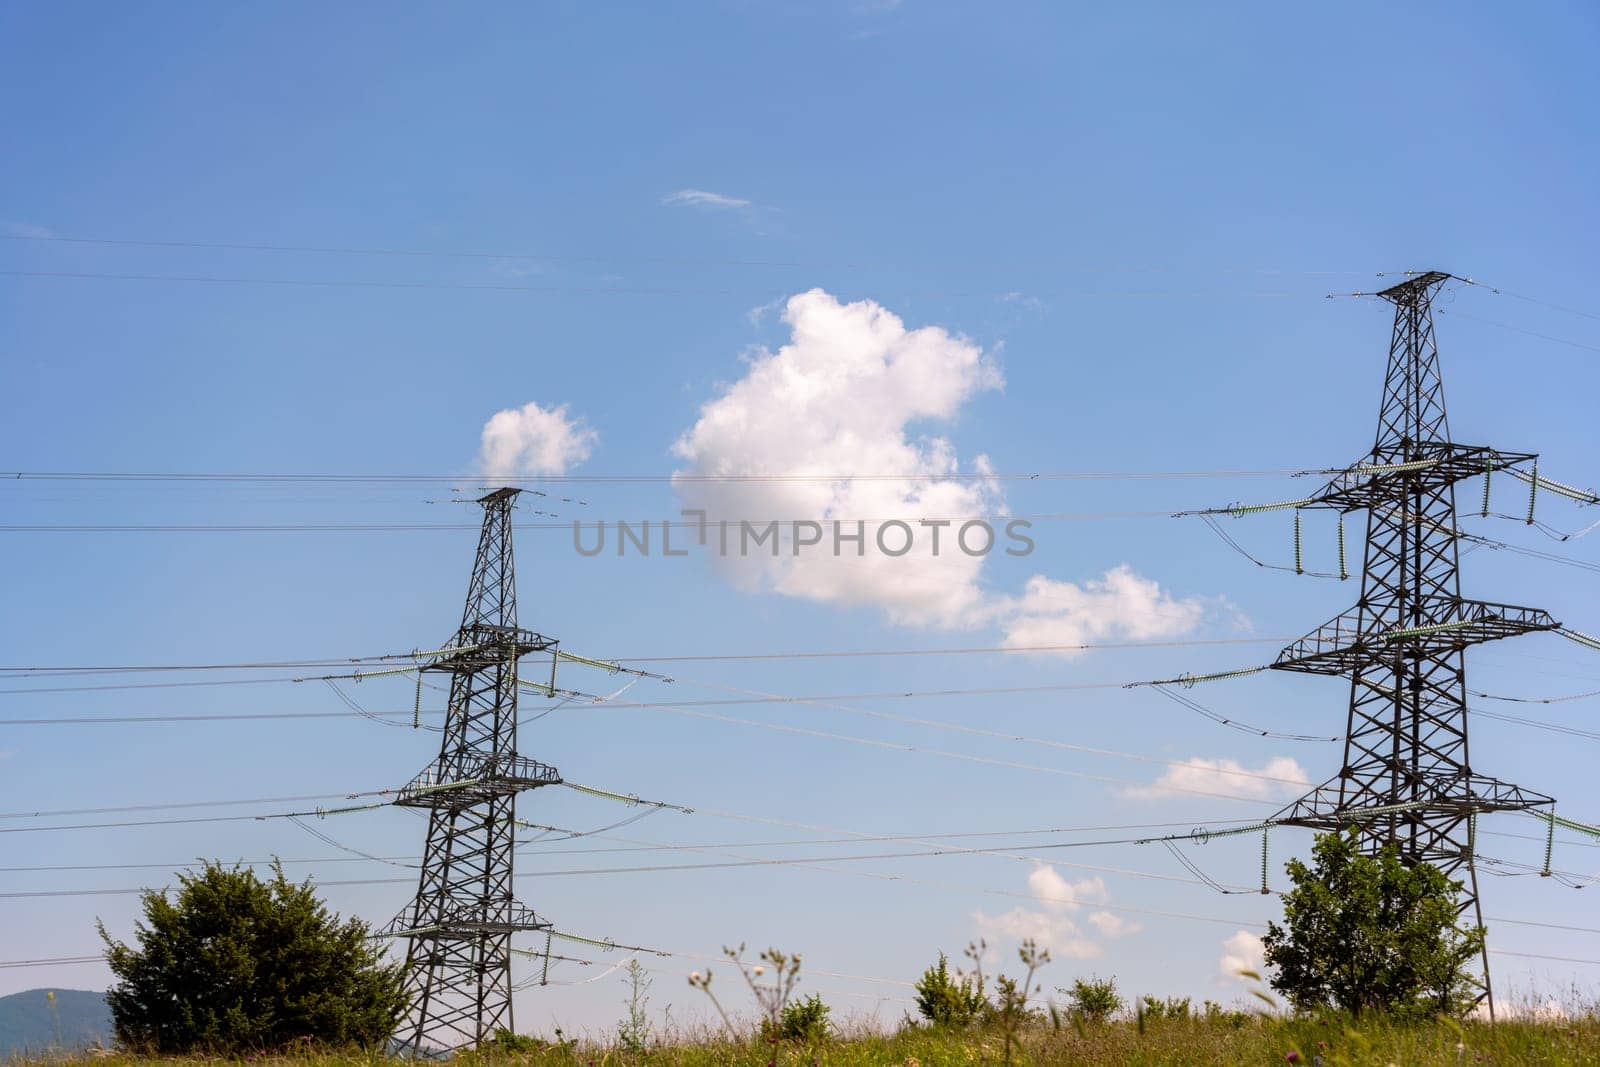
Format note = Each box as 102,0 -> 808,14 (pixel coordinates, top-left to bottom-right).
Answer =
384,488 -> 561,1052
1226,272 -> 1562,1011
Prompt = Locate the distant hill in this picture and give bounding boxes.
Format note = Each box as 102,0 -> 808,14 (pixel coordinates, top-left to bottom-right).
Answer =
0,988 -> 113,1055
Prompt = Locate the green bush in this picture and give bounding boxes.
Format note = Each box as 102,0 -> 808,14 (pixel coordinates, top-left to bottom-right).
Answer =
99,860 -> 405,1054
1062,976 -> 1123,1023
771,994 -> 830,1043
1138,995 -> 1192,1022
484,1029 -> 545,1053
913,952 -> 987,1028
1200,999 -> 1249,1029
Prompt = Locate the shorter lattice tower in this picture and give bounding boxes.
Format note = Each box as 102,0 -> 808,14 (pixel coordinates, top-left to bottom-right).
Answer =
384,488 -> 562,1052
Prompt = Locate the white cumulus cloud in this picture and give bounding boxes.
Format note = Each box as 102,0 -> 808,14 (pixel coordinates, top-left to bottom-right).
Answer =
673,289 -> 1211,641
1087,910 -> 1142,939
974,906 -> 1102,960
994,566 -> 1206,649
972,864 -> 1140,960
673,288 -> 1003,628
1028,866 -> 1108,911
1219,930 -> 1266,984
478,401 -> 597,478
1126,755 -> 1308,802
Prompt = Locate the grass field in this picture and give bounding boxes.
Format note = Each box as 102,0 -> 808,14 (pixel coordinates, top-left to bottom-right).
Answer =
10,1016 -> 1600,1067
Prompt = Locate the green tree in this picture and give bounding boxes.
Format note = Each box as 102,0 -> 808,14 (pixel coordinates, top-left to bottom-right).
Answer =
913,951 -> 986,1027
98,861 -> 406,1053
1261,828 -> 1485,1019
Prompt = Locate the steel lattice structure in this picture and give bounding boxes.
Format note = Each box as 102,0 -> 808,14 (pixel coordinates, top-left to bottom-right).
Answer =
1236,272 -> 1560,1011
384,488 -> 561,1052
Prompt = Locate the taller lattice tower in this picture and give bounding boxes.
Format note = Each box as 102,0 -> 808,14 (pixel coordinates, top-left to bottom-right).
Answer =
1261,272 -> 1559,1008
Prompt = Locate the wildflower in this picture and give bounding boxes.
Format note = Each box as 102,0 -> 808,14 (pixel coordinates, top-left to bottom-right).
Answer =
1286,1053 -> 1301,1064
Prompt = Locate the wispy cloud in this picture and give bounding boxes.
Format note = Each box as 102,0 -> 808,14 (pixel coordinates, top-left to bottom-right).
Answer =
1125,755 -> 1309,802
1,220 -> 56,239
661,189 -> 752,210
745,295 -> 787,327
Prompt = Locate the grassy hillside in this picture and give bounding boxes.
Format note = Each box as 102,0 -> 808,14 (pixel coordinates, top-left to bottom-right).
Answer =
0,989 -> 111,1056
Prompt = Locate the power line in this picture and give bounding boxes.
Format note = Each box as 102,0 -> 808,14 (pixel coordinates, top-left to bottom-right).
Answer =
1455,276 -> 1600,324
0,677 -> 1192,704
0,955 -> 105,970
0,267 -> 1320,301
1474,686 -> 1600,706
0,689 -> 1297,806
8,794 -> 1596,945
1435,307 -> 1600,355
607,636 -> 1289,664
0,635 -> 1292,678
6,835 -> 1599,945
1472,707 -> 1600,743
0,789 -> 395,821
5,676 -> 1590,751
651,672 -> 1325,786
6,507 -> 1591,540
0,510 -> 1176,533
593,699 -> 1300,804
0,231 -> 1376,278
0,467 -> 1339,485
1490,949 -> 1600,966
0,798 -> 397,834
0,818 -> 1264,873
9,943 -> 1600,974
0,848 -> 1263,905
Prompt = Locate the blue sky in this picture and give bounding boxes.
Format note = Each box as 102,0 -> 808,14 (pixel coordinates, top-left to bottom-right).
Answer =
2,0 -> 1599,1033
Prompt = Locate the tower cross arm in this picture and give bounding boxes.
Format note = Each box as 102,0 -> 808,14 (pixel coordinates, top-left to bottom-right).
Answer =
1273,771 -> 1554,833
1293,445 -> 1537,515
1177,444 -> 1538,519
1270,599 -> 1560,676
379,901 -> 553,941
